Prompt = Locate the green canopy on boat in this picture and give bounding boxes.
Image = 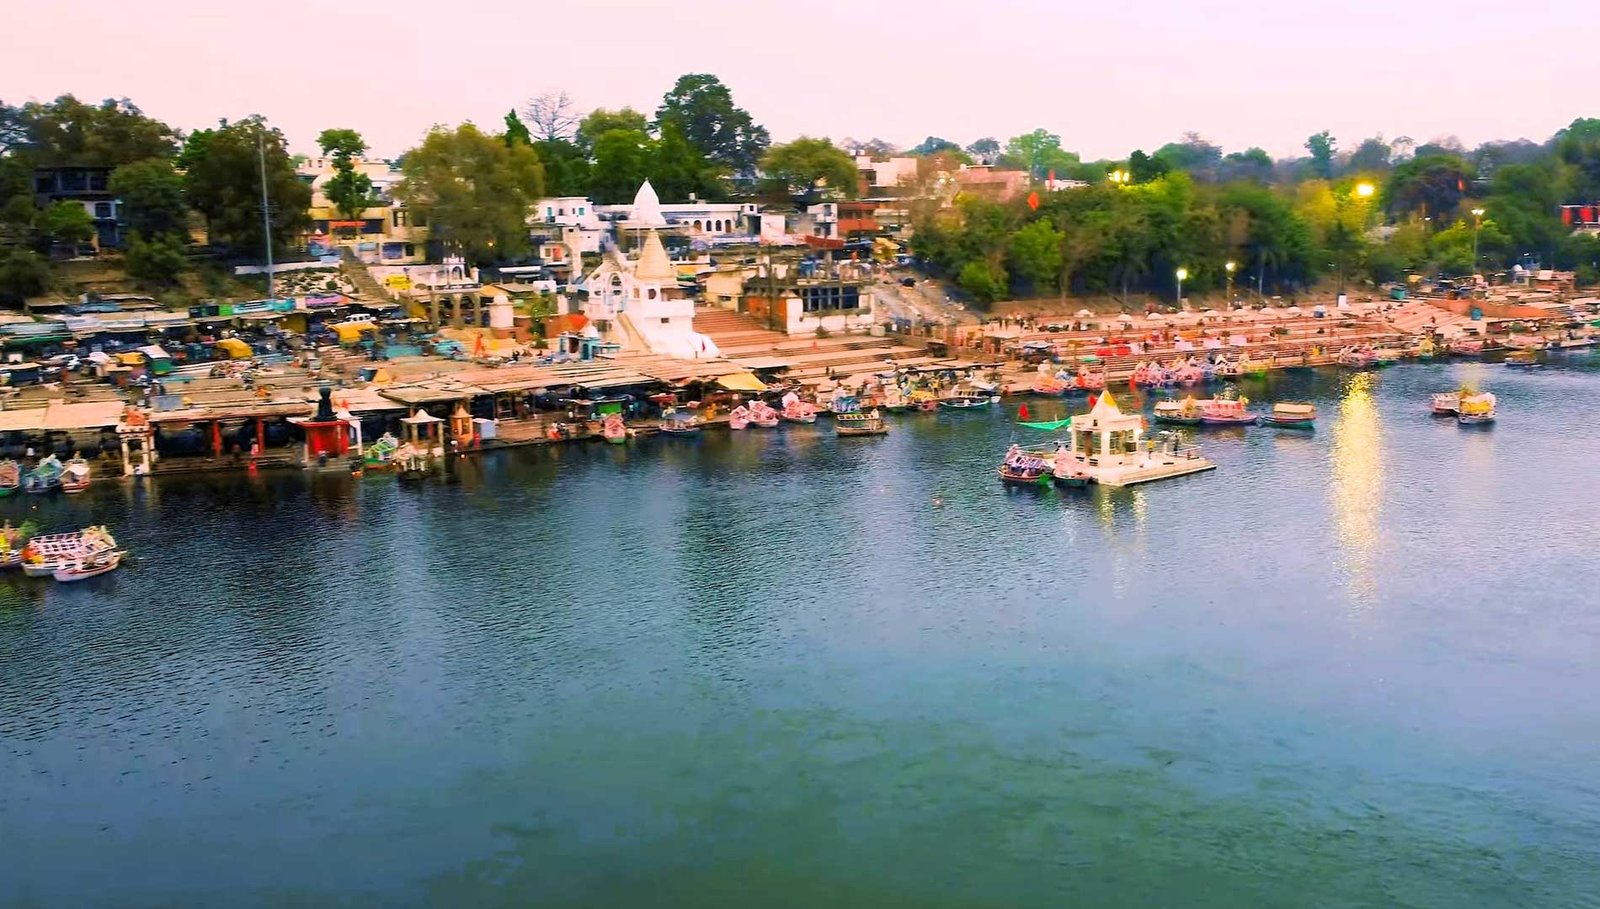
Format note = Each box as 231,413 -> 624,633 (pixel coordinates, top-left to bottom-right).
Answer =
1017,417 -> 1072,430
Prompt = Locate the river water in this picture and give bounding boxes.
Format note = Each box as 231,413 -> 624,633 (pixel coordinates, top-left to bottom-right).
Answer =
3,359 -> 1600,908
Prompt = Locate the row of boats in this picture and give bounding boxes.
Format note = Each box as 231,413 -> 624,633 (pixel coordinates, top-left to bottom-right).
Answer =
0,524 -> 123,582
0,455 -> 93,496
1153,396 -> 1318,429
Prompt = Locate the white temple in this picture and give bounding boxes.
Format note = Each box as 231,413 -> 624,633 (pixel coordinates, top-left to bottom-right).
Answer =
1053,391 -> 1216,487
581,223 -> 720,360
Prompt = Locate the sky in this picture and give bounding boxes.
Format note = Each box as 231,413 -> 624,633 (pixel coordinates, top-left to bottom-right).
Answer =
3,0 -> 1591,162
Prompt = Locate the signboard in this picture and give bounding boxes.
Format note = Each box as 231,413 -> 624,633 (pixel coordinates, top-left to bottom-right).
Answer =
303,294 -> 345,309
384,275 -> 412,291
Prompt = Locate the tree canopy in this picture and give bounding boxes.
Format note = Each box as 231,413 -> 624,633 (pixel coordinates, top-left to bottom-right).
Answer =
180,116 -> 310,255
317,128 -> 374,220
760,138 -> 859,202
109,158 -> 187,239
395,122 -> 545,263
655,74 -> 770,176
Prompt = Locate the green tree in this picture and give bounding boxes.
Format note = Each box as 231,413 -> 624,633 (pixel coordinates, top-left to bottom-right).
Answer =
1346,137 -> 1393,173
123,230 -> 186,285
534,138 -> 591,197
503,110 -> 533,147
656,74 -> 770,176
397,122 -> 544,263
1555,117 -> 1600,198
911,136 -> 961,156
576,107 -> 650,154
1155,132 -> 1222,178
589,129 -> 655,204
1006,219 -> 1063,293
1305,131 -> 1336,180
957,259 -> 1007,303
653,121 -> 725,201
39,201 -> 95,246
760,137 -> 859,202
1004,129 -> 1080,179
317,128 -> 374,221
12,95 -> 179,166
1386,154 -> 1472,221
181,116 -> 311,255
0,249 -> 51,303
1217,148 -> 1274,183
967,137 -> 1000,160
1128,149 -> 1169,183
110,158 -> 187,238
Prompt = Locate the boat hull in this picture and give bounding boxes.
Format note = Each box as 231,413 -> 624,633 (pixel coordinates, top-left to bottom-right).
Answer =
1256,417 -> 1315,429
1199,415 -> 1256,426
1457,413 -> 1496,425
54,552 -> 121,582
998,467 -> 1049,487
1153,415 -> 1202,426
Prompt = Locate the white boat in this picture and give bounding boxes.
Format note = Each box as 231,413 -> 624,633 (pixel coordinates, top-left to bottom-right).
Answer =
1457,392 -> 1496,425
54,549 -> 121,582
21,526 -> 118,578
61,457 -> 91,494
1431,391 -> 1462,415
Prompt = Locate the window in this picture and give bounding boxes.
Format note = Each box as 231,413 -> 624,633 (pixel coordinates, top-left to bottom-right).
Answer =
93,202 -> 112,219
546,207 -> 553,217
393,209 -> 410,227
661,317 -> 670,324
404,244 -> 415,257
647,288 -> 657,300
578,207 -> 585,215
558,208 -> 566,216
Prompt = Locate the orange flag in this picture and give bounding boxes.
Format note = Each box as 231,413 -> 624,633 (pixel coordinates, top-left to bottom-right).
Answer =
1019,403 -> 1030,421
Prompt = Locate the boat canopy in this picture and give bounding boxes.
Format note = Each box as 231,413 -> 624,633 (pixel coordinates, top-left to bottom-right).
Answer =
214,338 -> 252,358
1018,418 -> 1073,430
717,372 -> 767,392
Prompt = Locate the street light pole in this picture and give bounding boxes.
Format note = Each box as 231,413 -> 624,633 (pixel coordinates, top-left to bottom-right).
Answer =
1225,260 -> 1236,305
1471,207 -> 1486,274
1175,267 -> 1187,306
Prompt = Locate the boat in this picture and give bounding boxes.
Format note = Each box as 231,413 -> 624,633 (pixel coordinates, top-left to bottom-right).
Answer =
60,457 -> 92,494
882,387 -> 913,412
747,401 -> 780,428
1431,389 -> 1465,415
1257,402 -> 1317,429
1504,350 -> 1540,368
1153,398 -> 1203,426
0,460 -> 18,497
53,549 -> 122,582
998,446 -> 1050,487
1457,392 -> 1496,425
835,409 -> 888,437
24,455 -> 64,494
939,394 -> 994,410
781,392 -> 819,423
659,412 -> 703,435
728,405 -> 751,430
0,521 -> 37,568
363,433 -> 401,470
1199,395 -> 1256,426
1336,346 -> 1379,369
601,413 -> 630,444
21,526 -> 118,578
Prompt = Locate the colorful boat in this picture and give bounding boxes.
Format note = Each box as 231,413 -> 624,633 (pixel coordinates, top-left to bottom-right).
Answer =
1154,398 -> 1203,426
1431,390 -> 1464,415
747,401 -> 780,428
54,549 -> 122,582
0,521 -> 37,568
835,409 -> 888,437
728,405 -> 751,430
998,446 -> 1050,486
1199,396 -> 1256,426
781,393 -> 819,423
61,457 -> 92,494
1457,392 -> 1497,425
1504,350 -> 1540,368
21,526 -> 118,578
601,413 -> 629,444
24,455 -> 63,494
1336,346 -> 1379,368
0,460 -> 18,497
659,412 -> 703,435
939,395 -> 994,410
1257,402 -> 1317,429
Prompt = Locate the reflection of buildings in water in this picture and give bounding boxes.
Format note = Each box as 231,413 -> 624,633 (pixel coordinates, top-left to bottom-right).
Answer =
1330,372 -> 1383,601
1096,488 -> 1149,600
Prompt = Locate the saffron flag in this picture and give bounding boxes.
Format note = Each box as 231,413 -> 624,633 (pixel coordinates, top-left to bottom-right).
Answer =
1019,403 -> 1030,420
1027,192 -> 1040,211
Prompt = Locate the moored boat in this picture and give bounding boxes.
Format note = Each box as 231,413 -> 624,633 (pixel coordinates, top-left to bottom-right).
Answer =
1504,350 -> 1540,368
747,401 -> 780,428
998,445 -> 1050,486
1457,392 -> 1496,425
53,549 -> 122,582
1431,390 -> 1463,415
0,459 -> 18,497
21,526 -> 118,578
659,412 -> 703,435
1153,398 -> 1203,426
1257,402 -> 1317,429
61,457 -> 92,494
781,392 -> 818,423
24,455 -> 63,494
728,405 -> 751,430
601,413 -> 629,444
835,409 -> 888,437
939,395 -> 994,410
1199,395 -> 1256,426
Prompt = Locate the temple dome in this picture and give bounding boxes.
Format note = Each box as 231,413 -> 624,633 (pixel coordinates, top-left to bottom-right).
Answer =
629,179 -> 667,228
634,230 -> 673,283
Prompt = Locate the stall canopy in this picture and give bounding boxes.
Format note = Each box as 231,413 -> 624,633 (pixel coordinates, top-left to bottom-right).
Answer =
332,321 -> 378,343
138,345 -> 171,361
716,372 -> 767,393
214,338 -> 252,358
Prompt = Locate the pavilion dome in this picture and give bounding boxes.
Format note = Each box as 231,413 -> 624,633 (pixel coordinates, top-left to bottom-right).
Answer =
635,230 -> 674,284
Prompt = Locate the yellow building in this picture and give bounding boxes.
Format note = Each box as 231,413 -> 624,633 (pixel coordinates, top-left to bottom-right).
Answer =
299,156 -> 429,265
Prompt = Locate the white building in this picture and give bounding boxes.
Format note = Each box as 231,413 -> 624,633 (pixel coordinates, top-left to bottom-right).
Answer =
596,180 -> 756,237
581,228 -> 720,360
854,155 -> 918,192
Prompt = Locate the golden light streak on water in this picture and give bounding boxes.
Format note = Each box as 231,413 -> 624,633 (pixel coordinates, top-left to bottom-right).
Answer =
1329,371 -> 1383,603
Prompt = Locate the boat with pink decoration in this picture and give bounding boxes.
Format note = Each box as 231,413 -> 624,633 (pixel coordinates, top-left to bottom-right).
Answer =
1199,394 -> 1256,426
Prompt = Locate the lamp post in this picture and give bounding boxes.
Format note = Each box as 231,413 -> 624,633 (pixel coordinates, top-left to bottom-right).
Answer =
1471,207 -> 1486,273
1225,260 -> 1236,304
1175,267 -> 1188,305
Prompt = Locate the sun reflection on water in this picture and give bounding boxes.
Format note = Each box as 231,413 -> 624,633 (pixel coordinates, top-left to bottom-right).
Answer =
1329,371 -> 1383,603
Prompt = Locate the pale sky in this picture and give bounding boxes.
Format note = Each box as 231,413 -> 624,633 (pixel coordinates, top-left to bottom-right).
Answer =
3,0 -> 1589,161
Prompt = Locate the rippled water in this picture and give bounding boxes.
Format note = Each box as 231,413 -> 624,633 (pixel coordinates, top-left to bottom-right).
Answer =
4,359 -> 1600,908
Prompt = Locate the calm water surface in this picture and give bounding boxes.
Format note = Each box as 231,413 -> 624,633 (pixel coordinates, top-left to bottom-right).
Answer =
4,360 -> 1600,908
